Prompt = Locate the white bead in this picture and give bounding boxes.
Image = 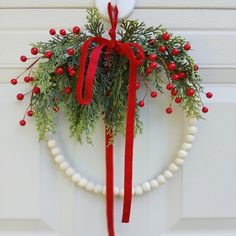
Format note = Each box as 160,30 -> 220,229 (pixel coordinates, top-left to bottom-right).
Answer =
188,126 -> 197,134
86,182 -> 95,192
134,186 -> 143,196
102,186 -> 106,195
114,187 -> 119,196
132,187 -> 135,196
119,188 -> 124,198
78,178 -> 88,187
54,154 -> 64,164
51,147 -> 61,156
65,167 -> 75,176
177,150 -> 188,158
188,118 -> 197,126
142,182 -> 151,192
150,179 -> 159,188
182,143 -> 192,151
185,135 -> 195,143
175,158 -> 184,166
157,175 -> 166,184
72,173 -> 81,183
47,140 -> 56,148
93,185 -> 102,194
60,161 -> 69,170
163,170 -> 173,179
168,163 -> 178,172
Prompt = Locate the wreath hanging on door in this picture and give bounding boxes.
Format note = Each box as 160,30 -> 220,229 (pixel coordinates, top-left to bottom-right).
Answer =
10,3 -> 213,236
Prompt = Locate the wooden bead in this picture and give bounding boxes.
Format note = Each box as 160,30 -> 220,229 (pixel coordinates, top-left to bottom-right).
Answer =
60,161 -> 69,170
134,186 -> 143,196
182,143 -> 192,151
163,170 -> 173,179
150,179 -> 159,188
86,182 -> 95,192
177,150 -> 188,158
142,182 -> 151,192
65,167 -> 75,176
51,147 -> 61,156
72,173 -> 81,183
168,163 -> 178,172
93,185 -> 102,194
175,158 -> 184,166
188,118 -> 197,126
157,175 -> 166,184
119,188 -> 124,198
54,154 -> 64,164
78,178 -> 88,187
102,186 -> 106,195
185,135 -> 195,143
47,140 -> 56,148
188,126 -> 197,134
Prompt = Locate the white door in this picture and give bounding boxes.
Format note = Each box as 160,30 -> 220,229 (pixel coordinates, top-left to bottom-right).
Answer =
0,1 -> 236,235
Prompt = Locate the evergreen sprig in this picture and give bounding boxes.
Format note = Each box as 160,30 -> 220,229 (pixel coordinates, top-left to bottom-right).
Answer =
15,8 -> 206,142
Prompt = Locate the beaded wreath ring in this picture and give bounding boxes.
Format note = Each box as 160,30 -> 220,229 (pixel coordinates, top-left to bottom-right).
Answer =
11,3 -> 212,236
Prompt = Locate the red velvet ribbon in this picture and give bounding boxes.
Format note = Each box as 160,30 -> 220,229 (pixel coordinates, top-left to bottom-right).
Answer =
76,3 -> 144,236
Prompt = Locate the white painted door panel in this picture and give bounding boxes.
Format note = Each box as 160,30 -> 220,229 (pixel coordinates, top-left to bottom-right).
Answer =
0,1 -> 235,236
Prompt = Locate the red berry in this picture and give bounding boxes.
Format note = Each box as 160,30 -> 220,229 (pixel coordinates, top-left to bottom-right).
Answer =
136,82 -> 140,90
202,106 -> 208,113
20,55 -> 27,62
33,86 -> 41,94
138,100 -> 145,107
67,48 -> 75,55
184,43 -> 191,51
137,59 -> 143,66
151,91 -> 157,98
55,67 -> 64,75
44,51 -> 53,59
73,26 -> 80,34
171,48 -> 180,56
166,107 -> 172,114
136,51 -> 144,60
59,29 -> 66,36
53,106 -> 59,112
67,66 -> 74,72
24,76 -> 31,83
149,61 -> 157,69
27,110 -> 33,116
178,71 -> 186,79
145,67 -> 152,75
19,120 -> 26,126
186,88 -> 195,96
64,87 -> 71,94
194,64 -> 199,71
49,29 -> 56,35
148,39 -> 156,45
171,89 -> 178,96
16,93 -> 24,100
171,74 -> 179,81
159,45 -> 166,53
166,83 -> 174,90
168,62 -> 177,71
31,47 -> 38,55
162,32 -> 170,41
175,97 -> 182,103
206,92 -> 213,98
11,79 -> 17,85
148,54 -> 157,61
69,69 -> 76,77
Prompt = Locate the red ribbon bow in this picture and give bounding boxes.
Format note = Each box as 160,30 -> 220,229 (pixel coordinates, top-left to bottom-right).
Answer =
76,3 -> 144,236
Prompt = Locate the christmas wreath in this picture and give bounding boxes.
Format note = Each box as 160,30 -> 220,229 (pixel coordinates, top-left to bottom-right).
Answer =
10,3 -> 213,236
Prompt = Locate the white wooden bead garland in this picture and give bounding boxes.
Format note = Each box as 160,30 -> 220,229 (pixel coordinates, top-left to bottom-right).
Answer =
45,117 -> 197,198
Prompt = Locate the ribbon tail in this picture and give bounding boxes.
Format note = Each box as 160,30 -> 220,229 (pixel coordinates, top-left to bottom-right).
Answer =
122,63 -> 137,223
105,126 -> 115,236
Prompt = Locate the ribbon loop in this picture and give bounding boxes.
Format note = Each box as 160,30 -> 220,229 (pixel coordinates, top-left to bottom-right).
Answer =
75,3 -> 144,236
